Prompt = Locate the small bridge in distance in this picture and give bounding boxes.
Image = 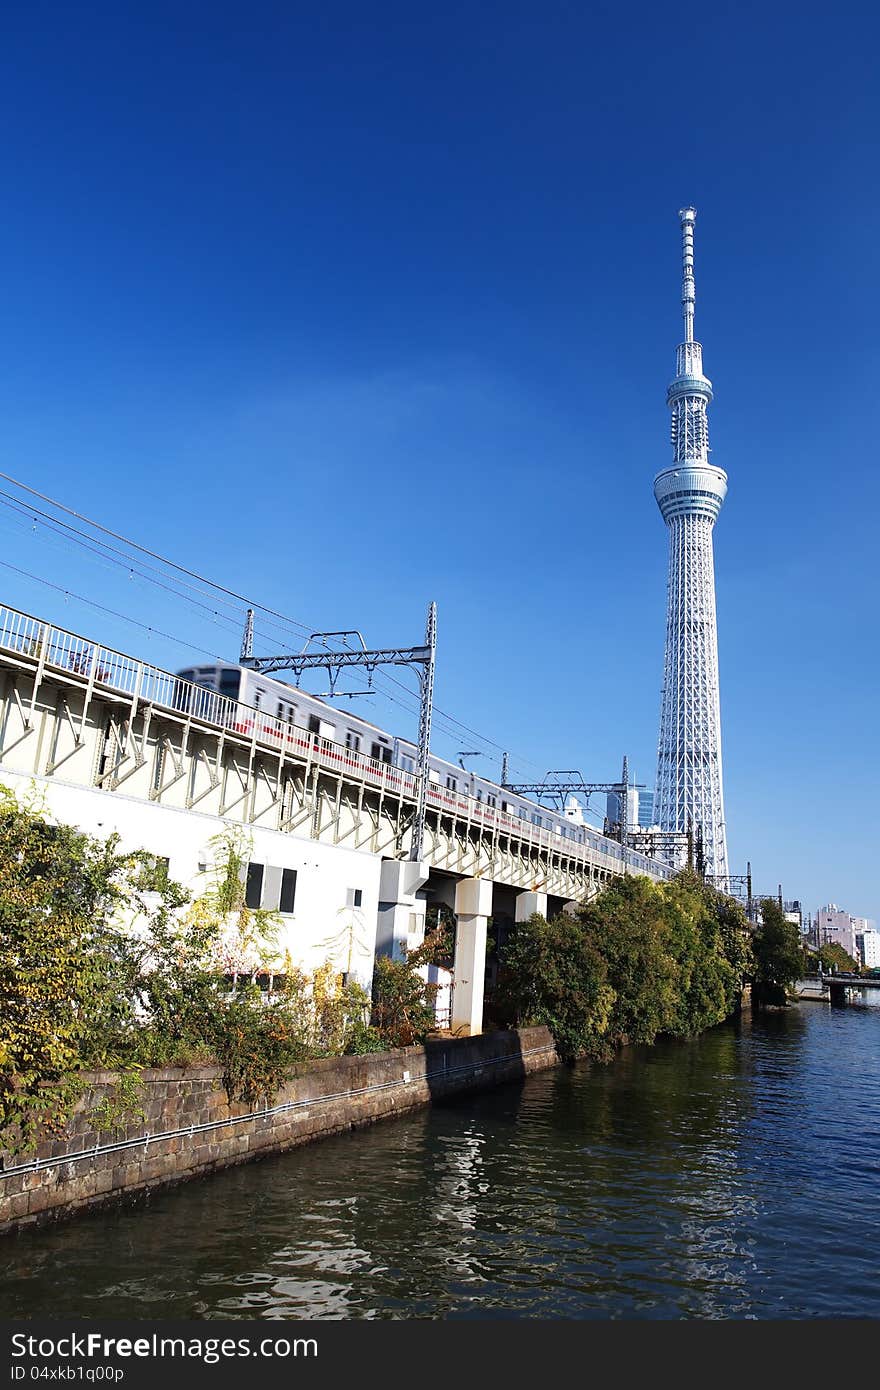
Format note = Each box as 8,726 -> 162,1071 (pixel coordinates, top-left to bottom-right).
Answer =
795,974 -> 880,1007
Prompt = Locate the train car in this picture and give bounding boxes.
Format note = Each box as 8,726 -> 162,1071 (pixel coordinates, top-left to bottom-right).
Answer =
173,662 -> 657,876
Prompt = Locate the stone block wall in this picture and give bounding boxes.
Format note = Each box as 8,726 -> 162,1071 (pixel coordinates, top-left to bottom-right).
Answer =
0,1026 -> 557,1234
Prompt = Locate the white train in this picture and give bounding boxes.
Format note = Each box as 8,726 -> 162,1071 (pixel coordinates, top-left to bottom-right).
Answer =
173,661 -> 664,878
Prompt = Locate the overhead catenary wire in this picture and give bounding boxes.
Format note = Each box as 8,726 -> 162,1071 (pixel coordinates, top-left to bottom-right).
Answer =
0,497 -> 535,777
0,560 -> 233,663
0,470 -> 314,636
0,470 -> 548,779
0,495 -> 253,640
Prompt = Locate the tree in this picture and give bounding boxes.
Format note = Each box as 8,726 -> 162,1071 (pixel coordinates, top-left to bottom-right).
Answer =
750,898 -> 806,1005
0,784 -> 164,1148
579,875 -> 680,1048
661,873 -> 741,1036
496,871 -> 752,1064
495,911 -> 614,1063
808,942 -> 860,975
0,788 -> 394,1151
370,951 -> 439,1048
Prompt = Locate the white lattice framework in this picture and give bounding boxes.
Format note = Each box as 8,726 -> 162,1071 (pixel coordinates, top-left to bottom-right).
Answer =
654,208 -> 729,878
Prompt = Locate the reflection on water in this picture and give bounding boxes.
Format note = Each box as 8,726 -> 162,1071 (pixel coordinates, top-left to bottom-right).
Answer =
2,1005 -> 879,1319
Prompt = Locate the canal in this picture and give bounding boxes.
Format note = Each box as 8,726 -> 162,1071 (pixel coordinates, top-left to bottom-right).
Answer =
2,1003 -> 879,1319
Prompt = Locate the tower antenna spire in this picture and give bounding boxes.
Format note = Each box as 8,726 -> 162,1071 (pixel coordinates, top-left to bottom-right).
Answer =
679,205 -> 696,344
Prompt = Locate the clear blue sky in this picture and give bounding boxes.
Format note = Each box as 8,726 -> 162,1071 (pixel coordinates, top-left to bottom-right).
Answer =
1,2 -> 878,922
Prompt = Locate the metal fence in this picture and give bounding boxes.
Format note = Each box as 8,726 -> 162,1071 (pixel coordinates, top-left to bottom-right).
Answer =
0,601 -> 669,879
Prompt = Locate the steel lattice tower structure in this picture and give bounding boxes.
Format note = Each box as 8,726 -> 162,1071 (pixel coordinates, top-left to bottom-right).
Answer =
654,207 -> 729,878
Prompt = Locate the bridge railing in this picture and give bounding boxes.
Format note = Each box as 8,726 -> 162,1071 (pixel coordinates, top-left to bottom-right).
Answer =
0,601 -> 669,880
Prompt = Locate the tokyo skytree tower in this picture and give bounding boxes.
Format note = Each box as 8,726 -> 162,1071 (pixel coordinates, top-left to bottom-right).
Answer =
654,207 -> 729,878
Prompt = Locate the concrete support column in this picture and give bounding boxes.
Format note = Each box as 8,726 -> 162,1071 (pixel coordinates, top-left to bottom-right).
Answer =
515,890 -> 548,923
376,860 -> 429,960
452,877 -> 493,1036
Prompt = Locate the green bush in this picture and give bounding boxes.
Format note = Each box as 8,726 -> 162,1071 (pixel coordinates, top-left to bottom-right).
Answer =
496,870 -> 752,1063
751,899 -> 807,1004
0,786 -> 401,1153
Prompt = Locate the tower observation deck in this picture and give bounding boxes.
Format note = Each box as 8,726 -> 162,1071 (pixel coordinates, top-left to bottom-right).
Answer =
653,207 -> 729,878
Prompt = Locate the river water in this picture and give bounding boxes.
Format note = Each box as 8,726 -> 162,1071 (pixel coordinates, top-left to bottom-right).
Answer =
2,1003 -> 879,1320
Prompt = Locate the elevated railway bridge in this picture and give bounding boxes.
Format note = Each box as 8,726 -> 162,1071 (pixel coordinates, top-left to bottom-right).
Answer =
0,602 -> 671,1033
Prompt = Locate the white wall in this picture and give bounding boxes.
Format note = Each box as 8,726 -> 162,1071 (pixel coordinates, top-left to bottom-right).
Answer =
1,768 -> 383,987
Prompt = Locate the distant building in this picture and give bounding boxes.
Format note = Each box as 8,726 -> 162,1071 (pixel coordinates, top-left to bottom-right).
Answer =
638,790 -> 656,829
783,899 -> 803,929
856,931 -> 880,969
564,795 -> 585,825
605,788 -> 639,834
817,904 -> 860,962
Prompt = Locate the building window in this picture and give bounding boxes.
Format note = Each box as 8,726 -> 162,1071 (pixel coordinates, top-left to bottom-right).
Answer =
279,868 -> 297,914
135,853 -> 171,893
245,863 -> 264,909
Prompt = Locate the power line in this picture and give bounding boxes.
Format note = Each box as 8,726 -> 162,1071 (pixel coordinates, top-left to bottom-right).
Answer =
0,470 -> 550,778
0,495 -> 250,638
0,559 -> 230,662
0,470 -> 313,636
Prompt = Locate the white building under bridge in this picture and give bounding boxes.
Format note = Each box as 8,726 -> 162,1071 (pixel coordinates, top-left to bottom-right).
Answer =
0,602 -> 671,1034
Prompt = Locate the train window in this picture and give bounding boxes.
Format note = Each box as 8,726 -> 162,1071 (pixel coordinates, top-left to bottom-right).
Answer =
309,715 -> 321,734
218,670 -> 240,698
399,755 -> 414,773
346,731 -> 361,752
476,788 -> 483,802
253,691 -> 262,710
245,863 -> 264,910
371,741 -> 392,764
446,775 -> 457,791
276,702 -> 286,720
346,887 -> 363,908
279,868 -> 297,914
486,793 -> 496,808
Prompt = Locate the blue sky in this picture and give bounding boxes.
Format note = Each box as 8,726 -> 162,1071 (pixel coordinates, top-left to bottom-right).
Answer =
0,2 -> 878,921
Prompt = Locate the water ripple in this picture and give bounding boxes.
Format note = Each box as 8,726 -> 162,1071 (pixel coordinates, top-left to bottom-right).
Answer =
3,1006 -> 880,1318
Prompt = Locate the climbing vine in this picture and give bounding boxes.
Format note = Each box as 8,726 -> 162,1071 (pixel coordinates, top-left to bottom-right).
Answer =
0,787 -> 397,1153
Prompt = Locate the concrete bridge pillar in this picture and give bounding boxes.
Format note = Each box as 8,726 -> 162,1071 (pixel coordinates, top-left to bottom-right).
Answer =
452,876 -> 493,1036
515,890 -> 547,923
376,860 -> 429,960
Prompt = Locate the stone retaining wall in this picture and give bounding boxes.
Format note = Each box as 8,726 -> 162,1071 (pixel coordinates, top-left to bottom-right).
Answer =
0,1026 -> 557,1234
